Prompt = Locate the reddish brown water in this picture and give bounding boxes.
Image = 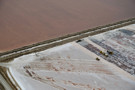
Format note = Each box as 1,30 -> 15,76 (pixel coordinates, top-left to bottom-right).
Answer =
0,0 -> 135,52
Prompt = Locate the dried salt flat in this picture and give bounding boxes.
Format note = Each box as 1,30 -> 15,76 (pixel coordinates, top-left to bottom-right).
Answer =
3,43 -> 135,90
88,24 -> 135,75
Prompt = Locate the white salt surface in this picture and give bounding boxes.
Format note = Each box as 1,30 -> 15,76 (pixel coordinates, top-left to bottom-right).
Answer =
7,43 -> 135,90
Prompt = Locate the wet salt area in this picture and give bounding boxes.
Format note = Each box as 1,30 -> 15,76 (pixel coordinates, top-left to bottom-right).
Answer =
119,29 -> 135,36
79,39 -> 135,75
78,24 -> 135,75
